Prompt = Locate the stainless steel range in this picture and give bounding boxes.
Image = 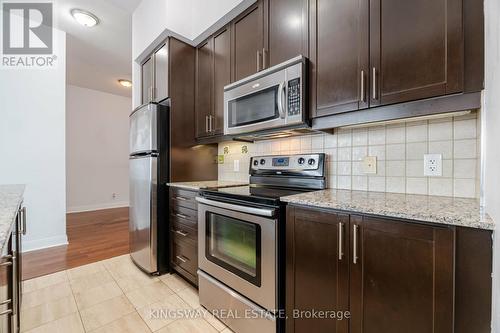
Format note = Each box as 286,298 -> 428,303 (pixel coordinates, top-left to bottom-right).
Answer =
196,153 -> 326,333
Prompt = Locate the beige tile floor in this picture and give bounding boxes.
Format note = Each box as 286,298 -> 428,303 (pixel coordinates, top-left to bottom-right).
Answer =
21,254 -> 234,333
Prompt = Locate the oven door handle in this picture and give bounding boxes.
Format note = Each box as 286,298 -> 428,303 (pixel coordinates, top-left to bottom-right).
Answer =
277,81 -> 286,119
196,197 -> 276,218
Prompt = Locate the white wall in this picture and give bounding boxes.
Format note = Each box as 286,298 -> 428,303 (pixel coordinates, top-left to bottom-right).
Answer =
66,85 -> 131,213
484,0 -> 500,331
0,30 -> 67,252
132,0 -> 251,107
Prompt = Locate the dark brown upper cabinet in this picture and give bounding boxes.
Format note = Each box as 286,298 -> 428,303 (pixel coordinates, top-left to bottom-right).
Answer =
195,39 -> 213,139
349,215 -> 454,333
141,43 -> 169,104
231,0 -> 265,81
195,25 -> 231,139
266,0 -> 309,67
311,0 -> 477,120
141,57 -> 153,104
213,26 -> 231,135
310,0 -> 369,117
286,207 -> 349,333
153,44 -> 169,102
369,0 -> 463,107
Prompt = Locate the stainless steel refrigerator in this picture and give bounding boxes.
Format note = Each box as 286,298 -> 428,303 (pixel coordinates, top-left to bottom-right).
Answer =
129,98 -> 218,274
129,100 -> 169,274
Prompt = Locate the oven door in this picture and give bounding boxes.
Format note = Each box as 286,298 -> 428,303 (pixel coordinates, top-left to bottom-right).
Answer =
224,69 -> 287,135
197,197 -> 277,311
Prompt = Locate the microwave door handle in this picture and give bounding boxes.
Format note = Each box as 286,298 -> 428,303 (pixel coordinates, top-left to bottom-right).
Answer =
277,81 -> 286,119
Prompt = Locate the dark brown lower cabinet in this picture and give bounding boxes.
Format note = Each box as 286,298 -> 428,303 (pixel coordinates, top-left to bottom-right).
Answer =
169,187 -> 199,286
286,208 -> 349,333
350,215 -> 454,333
286,205 -> 492,333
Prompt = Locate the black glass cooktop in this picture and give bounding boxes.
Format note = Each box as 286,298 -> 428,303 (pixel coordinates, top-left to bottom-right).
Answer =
200,185 -> 310,207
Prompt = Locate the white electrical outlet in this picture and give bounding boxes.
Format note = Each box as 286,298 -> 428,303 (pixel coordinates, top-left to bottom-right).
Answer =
233,159 -> 240,172
424,154 -> 442,176
363,156 -> 377,174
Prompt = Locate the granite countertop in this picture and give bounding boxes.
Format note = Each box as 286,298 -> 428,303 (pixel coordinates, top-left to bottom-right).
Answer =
281,189 -> 494,230
0,185 -> 25,253
167,180 -> 248,191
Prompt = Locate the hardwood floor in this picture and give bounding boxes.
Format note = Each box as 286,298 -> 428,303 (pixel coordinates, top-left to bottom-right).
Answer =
22,207 -> 129,280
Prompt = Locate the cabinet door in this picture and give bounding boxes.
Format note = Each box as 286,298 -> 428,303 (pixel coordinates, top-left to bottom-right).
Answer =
369,0 -> 463,107
286,206 -> 349,333
195,39 -> 213,138
154,43 -> 169,102
267,0 -> 308,67
310,0 -> 369,118
232,0 -> 265,82
212,26 -> 231,135
350,216 -> 454,333
141,57 -> 153,104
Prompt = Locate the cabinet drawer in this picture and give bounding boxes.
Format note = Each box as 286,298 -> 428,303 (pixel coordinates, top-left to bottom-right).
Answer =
170,188 -> 198,210
172,240 -> 198,276
170,205 -> 197,222
171,223 -> 197,246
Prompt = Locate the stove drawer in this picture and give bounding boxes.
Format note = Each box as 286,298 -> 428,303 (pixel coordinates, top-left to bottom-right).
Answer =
172,239 -> 198,276
170,188 -> 197,210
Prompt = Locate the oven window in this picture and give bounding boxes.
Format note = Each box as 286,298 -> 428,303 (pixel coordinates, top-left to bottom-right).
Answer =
228,85 -> 279,128
206,212 -> 261,286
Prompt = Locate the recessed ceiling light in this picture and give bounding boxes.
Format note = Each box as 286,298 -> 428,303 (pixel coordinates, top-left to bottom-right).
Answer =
118,79 -> 132,88
71,9 -> 99,27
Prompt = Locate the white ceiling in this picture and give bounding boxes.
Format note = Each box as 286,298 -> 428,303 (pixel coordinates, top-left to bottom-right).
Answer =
57,0 -> 141,97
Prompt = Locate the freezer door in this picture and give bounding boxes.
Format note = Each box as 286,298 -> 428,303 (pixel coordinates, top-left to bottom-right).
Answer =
130,103 -> 157,154
129,155 -> 158,273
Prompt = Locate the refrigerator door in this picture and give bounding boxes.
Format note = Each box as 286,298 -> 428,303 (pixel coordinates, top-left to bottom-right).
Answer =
129,155 -> 158,273
130,103 -> 157,155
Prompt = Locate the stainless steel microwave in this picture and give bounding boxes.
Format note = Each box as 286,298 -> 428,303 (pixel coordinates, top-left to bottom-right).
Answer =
224,55 -> 307,136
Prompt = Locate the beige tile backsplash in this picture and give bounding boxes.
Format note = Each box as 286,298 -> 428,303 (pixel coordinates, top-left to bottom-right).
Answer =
218,112 -> 481,198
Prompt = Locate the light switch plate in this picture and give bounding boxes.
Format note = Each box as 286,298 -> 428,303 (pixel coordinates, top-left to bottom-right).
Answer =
233,159 -> 240,172
424,154 -> 442,176
363,156 -> 377,174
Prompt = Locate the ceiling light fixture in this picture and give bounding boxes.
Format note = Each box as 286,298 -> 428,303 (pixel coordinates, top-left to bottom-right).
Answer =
118,79 -> 132,88
71,9 -> 99,27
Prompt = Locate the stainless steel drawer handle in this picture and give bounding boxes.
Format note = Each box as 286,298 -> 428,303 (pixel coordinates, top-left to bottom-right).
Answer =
338,222 -> 344,261
372,67 -> 377,100
360,70 -> 365,103
353,224 -> 359,264
256,50 -> 261,71
176,255 -> 188,263
175,213 -> 190,219
0,256 -> 14,267
0,309 -> 12,316
0,299 -> 11,306
175,196 -> 189,201
22,206 -> 27,235
175,230 -> 188,237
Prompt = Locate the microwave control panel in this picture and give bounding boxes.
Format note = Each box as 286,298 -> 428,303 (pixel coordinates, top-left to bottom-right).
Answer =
287,78 -> 301,116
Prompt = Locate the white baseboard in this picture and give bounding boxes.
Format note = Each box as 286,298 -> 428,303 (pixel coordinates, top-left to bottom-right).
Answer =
23,234 -> 68,252
66,201 -> 129,213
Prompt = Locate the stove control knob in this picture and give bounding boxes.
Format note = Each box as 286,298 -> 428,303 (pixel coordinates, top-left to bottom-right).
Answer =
298,157 -> 305,165
260,159 -> 266,165
253,160 -> 259,166
308,158 -> 316,165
